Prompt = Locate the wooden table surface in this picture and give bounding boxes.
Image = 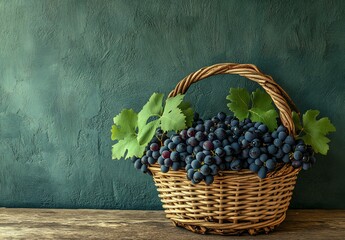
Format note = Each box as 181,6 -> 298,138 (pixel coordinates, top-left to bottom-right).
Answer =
0,209 -> 344,239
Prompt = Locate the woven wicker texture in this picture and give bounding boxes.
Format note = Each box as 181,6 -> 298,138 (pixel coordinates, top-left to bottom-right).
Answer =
150,63 -> 300,235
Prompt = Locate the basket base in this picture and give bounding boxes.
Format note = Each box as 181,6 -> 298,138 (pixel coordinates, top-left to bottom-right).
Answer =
169,212 -> 285,236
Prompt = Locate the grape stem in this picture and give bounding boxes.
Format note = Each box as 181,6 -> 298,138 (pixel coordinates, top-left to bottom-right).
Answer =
296,127 -> 305,138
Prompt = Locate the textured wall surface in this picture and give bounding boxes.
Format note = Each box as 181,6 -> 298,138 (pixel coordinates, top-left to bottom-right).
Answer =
0,0 -> 344,209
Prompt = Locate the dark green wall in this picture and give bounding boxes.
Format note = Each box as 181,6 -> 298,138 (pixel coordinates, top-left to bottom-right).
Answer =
0,0 -> 344,209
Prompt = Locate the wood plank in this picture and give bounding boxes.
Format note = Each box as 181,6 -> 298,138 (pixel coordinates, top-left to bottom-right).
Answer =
0,209 -> 344,239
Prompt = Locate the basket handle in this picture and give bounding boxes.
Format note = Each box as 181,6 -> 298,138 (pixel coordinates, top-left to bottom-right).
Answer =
168,63 -> 299,135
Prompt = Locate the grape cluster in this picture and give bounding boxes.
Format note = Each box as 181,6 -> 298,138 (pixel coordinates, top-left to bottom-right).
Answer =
132,129 -> 168,175
292,140 -> 316,170
132,112 -> 316,185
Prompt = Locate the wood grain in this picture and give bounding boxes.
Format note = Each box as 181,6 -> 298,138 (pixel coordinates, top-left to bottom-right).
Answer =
0,209 -> 344,239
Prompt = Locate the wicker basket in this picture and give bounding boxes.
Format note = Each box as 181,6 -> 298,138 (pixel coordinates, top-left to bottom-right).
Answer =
149,63 -> 301,235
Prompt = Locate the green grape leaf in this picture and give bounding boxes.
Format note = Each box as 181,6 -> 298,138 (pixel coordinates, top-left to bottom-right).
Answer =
112,139 -> 128,160
226,88 -> 250,120
178,101 -> 194,127
112,135 -> 145,160
137,119 -> 160,146
292,111 -> 303,131
137,93 -> 164,131
300,110 -> 336,155
226,88 -> 278,130
160,94 -> 186,132
250,89 -> 278,131
252,89 -> 276,111
111,109 -> 138,141
111,125 -> 124,141
250,109 -> 278,132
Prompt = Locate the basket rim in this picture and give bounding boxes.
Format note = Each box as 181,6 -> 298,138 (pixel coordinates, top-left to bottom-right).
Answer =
149,163 -> 300,181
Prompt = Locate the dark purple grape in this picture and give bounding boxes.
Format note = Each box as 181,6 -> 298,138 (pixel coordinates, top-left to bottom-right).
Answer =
148,157 -> 156,165
141,164 -> 148,173
193,146 -> 202,155
224,145 -> 234,156
172,162 -> 181,171
161,165 -> 169,173
150,143 -> 159,151
134,159 -> 142,169
212,140 -> 222,148
245,132 -> 255,142
187,128 -> 196,137
161,150 -> 170,159
172,136 -> 182,144
170,151 -> 180,162
185,155 -> 194,164
241,148 -> 250,159
187,168 -> 194,180
268,145 -> 278,154
292,160 -> 302,168
249,147 -> 260,159
230,159 -> 242,171
163,139 -> 172,146
215,148 -> 225,157
214,128 -> 227,140
157,156 -> 164,165
230,119 -> 239,127
195,124 -> 205,132
204,120 -> 214,131
179,129 -> 188,140
204,155 -> 214,165
252,138 -> 261,147
214,156 -> 222,165
141,156 -> 149,164
255,158 -> 263,166
164,158 -> 173,167
203,141 -> 214,151
193,171 -> 204,183
293,151 -> 303,160
282,154 -> 290,163
205,175 -> 214,185
265,159 -> 276,170
277,125 -> 287,132
196,152 -> 205,161
230,142 -> 240,154
284,135 -> 295,145
217,112 -> 226,121
187,137 -> 198,147
282,144 -> 292,154
168,142 -> 176,150
209,164 -> 218,175
176,143 -> 186,153
146,150 -> 152,157
195,131 -> 205,141
247,158 -> 255,164
152,151 -> 160,160
278,131 -> 287,141
249,163 -> 260,172
186,145 -> 193,154
296,144 -> 306,153
191,160 -> 201,169
200,165 -> 211,175
258,124 -> 268,133
258,166 -> 267,179
273,138 -> 283,147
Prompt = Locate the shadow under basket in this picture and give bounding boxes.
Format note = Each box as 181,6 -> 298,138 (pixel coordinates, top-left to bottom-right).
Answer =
150,164 -> 300,235
148,63 -> 301,235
